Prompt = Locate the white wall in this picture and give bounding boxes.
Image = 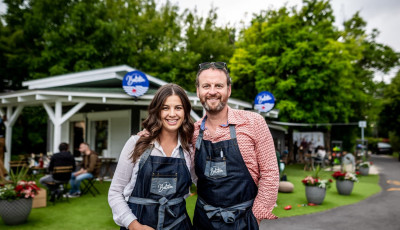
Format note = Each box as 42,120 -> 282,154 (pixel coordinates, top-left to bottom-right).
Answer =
67,110 -> 131,159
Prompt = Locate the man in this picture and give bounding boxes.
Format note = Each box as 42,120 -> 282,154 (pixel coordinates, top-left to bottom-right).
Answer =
39,142 -> 76,201
192,62 -> 279,229
68,142 -> 99,197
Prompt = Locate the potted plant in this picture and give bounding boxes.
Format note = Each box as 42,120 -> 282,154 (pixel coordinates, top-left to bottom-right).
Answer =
332,171 -> 358,195
0,167 -> 40,225
358,161 -> 372,176
302,166 -> 332,205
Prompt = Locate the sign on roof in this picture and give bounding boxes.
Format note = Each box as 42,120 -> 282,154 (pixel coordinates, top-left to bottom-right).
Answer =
122,70 -> 149,97
254,91 -> 275,113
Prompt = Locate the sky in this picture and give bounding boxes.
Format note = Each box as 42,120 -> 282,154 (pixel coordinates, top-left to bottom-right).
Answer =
1,0 -> 399,83
159,0 -> 400,83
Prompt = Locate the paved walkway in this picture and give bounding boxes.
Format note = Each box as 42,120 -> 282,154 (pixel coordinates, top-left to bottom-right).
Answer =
260,154 -> 400,230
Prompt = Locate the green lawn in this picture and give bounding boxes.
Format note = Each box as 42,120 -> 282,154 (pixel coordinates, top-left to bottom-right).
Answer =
0,164 -> 380,229
0,181 -> 117,230
272,164 -> 381,217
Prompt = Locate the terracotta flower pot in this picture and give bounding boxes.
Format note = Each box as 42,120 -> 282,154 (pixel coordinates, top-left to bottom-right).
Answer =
0,198 -> 33,225
305,186 -> 326,205
336,180 -> 354,195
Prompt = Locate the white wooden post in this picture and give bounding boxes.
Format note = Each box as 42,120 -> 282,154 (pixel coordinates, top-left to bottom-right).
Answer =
0,105 -> 24,171
43,101 -> 86,153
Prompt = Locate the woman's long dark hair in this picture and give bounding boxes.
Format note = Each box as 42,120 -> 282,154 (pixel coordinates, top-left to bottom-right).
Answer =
131,83 -> 194,163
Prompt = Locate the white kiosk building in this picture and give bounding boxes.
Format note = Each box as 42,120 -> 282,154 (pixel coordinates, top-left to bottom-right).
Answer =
0,65 -> 253,171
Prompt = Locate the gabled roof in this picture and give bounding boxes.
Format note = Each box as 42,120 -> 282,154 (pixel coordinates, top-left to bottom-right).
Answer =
22,65 -> 167,89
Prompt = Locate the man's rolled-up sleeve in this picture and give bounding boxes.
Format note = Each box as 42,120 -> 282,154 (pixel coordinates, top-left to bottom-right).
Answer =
251,116 -> 279,220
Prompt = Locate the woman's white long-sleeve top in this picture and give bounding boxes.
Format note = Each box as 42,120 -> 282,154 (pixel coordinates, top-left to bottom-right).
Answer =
108,135 -> 196,228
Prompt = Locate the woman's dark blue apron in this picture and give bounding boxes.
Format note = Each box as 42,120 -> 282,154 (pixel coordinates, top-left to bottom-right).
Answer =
193,118 -> 259,230
122,147 -> 193,230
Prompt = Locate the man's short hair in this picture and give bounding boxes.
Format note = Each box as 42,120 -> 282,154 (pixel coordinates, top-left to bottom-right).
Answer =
59,142 -> 69,152
196,64 -> 232,87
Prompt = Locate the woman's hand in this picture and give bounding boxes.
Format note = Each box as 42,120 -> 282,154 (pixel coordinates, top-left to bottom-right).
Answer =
128,220 -> 155,230
137,129 -> 150,137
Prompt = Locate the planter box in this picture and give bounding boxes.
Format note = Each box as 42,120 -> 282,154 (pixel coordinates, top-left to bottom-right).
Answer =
32,189 -> 47,208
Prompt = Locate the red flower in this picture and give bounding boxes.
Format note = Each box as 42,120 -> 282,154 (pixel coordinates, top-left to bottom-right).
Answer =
15,185 -> 24,191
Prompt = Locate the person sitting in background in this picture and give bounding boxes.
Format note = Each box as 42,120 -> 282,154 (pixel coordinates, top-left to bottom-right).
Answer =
68,142 -> 98,197
39,142 -> 76,201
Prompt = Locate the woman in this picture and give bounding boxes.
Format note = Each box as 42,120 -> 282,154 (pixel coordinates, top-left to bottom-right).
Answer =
108,83 -> 194,230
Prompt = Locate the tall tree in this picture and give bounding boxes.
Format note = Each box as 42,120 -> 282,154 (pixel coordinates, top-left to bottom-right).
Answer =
230,0 -> 399,124
231,0 -> 361,124
378,70 -> 400,137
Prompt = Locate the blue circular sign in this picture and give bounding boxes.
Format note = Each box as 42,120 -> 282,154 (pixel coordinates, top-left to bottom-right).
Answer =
122,70 -> 149,97
254,91 -> 275,112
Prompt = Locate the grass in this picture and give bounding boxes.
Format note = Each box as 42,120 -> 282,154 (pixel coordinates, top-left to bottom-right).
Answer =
272,164 -> 381,217
0,164 -> 380,229
0,181 -> 117,230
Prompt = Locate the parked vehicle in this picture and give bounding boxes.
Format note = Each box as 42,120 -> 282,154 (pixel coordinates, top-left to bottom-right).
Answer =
376,142 -> 393,155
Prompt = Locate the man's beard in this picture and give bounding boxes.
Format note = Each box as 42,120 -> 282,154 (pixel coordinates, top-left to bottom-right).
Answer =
201,98 -> 227,114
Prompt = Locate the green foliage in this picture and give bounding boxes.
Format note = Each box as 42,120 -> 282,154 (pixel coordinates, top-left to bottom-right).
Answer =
379,70 -> 400,138
230,0 -> 399,126
9,166 -> 29,183
0,0 -> 235,93
389,132 -> 400,152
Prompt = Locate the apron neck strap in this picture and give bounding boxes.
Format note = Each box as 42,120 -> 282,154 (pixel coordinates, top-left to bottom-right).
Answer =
229,125 -> 236,139
178,146 -> 185,159
138,147 -> 153,171
196,117 -> 237,150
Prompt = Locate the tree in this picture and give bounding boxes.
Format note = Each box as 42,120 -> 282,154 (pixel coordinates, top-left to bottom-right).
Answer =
231,0 -> 363,124
230,0 -> 399,159
378,70 -> 400,138
0,0 -> 236,93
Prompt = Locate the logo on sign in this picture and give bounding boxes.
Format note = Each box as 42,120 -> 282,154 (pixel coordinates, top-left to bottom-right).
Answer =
254,91 -> 275,113
122,70 -> 149,97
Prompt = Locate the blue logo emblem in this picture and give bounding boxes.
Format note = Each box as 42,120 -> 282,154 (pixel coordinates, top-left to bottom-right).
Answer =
122,71 -> 149,97
254,91 -> 275,112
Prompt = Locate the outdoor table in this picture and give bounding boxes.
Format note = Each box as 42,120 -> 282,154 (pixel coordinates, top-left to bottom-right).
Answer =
100,157 -> 116,180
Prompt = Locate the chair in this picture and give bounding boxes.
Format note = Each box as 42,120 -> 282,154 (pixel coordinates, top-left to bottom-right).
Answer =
9,160 -> 28,173
44,165 -> 73,204
81,160 -> 102,196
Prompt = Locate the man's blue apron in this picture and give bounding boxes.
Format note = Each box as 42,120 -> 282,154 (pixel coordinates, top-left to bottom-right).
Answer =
122,147 -> 193,230
193,118 -> 259,230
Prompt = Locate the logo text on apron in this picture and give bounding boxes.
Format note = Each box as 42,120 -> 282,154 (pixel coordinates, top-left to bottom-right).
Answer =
150,176 -> 177,196
204,159 -> 227,178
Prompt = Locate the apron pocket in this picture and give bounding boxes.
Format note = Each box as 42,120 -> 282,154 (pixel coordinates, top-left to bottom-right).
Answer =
204,158 -> 227,178
150,175 -> 177,196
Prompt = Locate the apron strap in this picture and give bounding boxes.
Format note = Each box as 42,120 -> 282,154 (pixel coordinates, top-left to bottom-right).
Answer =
229,124 -> 236,139
178,146 -> 185,159
128,196 -> 185,230
196,117 -> 207,150
197,197 -> 254,224
196,128 -> 205,151
197,118 -> 236,151
138,148 -> 153,171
